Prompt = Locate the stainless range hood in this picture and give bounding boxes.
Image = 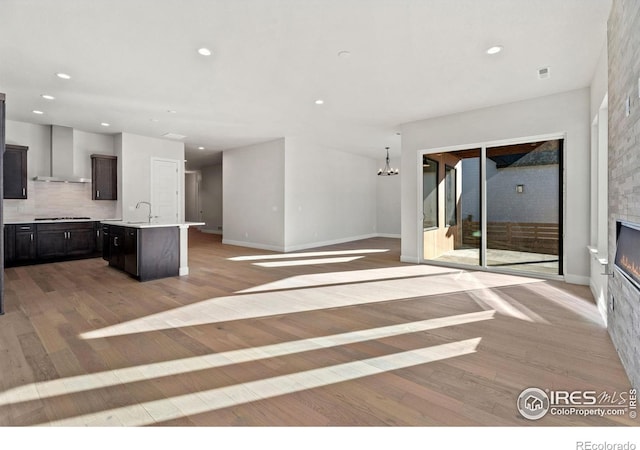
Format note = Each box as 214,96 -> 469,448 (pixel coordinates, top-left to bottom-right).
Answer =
33,125 -> 91,183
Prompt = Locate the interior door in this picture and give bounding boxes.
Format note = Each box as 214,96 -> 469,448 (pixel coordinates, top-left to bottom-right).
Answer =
151,158 -> 180,223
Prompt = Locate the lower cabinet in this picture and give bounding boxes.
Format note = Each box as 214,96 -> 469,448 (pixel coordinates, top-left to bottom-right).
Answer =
124,227 -> 138,276
4,221 -> 100,267
109,225 -> 125,270
5,224 -> 37,264
36,222 -> 96,259
105,225 -> 178,281
101,224 -> 111,262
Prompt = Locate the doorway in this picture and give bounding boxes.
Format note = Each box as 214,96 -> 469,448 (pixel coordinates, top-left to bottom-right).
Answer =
420,136 -> 563,277
151,158 -> 180,223
185,171 -> 201,223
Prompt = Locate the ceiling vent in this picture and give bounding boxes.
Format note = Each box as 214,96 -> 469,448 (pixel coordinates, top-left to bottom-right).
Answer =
537,67 -> 551,80
162,132 -> 187,140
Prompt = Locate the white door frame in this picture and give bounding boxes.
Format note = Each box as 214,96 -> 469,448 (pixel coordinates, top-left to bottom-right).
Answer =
416,132 -> 566,278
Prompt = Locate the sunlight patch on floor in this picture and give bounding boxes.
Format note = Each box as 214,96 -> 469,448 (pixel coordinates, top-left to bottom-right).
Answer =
228,249 -> 389,261
41,338 -> 482,426
80,271 -> 540,339
237,265 -> 460,293
469,289 -> 550,323
523,283 -> 605,326
0,311 -> 494,407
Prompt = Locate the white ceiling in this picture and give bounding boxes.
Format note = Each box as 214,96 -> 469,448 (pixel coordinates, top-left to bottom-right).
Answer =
0,0 -> 611,169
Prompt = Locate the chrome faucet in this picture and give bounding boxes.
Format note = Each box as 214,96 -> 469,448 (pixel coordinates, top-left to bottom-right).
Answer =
135,201 -> 154,223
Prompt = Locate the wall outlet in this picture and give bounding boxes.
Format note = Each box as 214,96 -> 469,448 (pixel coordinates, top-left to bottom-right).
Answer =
625,96 -> 631,117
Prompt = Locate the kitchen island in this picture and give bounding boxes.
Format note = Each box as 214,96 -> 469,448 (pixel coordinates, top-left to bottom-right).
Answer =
100,220 -> 204,281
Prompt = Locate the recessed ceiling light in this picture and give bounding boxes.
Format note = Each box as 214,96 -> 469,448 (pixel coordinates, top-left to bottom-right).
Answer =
41,94 -> 55,100
198,146 -> 205,150
101,122 -> 110,127
32,110 -> 44,115
486,46 -> 503,55
315,99 -> 324,105
197,48 -> 212,56
56,72 -> 71,79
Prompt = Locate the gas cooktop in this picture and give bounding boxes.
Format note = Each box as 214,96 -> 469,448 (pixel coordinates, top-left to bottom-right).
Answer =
34,217 -> 92,221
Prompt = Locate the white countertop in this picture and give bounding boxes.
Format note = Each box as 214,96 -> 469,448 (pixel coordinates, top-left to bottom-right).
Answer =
100,220 -> 205,229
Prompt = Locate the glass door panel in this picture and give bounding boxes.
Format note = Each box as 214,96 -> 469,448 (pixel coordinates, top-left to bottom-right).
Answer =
423,149 -> 481,267
485,140 -> 561,275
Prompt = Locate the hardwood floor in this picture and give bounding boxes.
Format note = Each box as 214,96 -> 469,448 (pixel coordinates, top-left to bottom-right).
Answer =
0,229 -> 635,426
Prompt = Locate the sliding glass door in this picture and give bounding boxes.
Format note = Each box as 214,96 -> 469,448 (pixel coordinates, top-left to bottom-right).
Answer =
422,148 -> 481,268
421,138 -> 563,277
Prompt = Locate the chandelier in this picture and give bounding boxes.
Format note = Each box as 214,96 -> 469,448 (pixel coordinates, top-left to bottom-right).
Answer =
377,147 -> 399,176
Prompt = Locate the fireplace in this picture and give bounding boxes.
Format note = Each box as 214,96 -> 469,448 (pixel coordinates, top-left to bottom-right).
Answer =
614,221 -> 640,290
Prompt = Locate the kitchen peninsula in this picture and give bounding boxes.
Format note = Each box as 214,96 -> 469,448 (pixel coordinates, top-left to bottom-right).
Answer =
100,220 -> 204,281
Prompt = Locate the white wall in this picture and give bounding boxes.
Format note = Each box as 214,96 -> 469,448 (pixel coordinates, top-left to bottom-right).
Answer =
589,41 -> 610,322
73,129 -> 115,179
400,88 -> 591,284
117,132 -> 185,223
222,139 -> 285,250
376,174 -> 401,237
5,120 -> 50,179
284,138 -> 378,251
200,163 -> 223,233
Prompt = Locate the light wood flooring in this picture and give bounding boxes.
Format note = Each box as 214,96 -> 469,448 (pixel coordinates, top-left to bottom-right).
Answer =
0,230 -> 636,426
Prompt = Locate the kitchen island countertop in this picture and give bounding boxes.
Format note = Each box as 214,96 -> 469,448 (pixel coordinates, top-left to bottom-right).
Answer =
100,220 -> 204,229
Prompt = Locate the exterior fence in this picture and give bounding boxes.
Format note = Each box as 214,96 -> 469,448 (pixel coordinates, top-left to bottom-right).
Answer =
462,221 -> 559,255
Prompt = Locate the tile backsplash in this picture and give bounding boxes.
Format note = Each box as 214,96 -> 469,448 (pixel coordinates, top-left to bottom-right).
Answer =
4,180 -> 117,220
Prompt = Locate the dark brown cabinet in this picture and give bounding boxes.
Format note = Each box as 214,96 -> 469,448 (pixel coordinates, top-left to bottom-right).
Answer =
101,224 -> 111,261
4,221 -> 100,267
13,224 -> 36,263
95,222 -> 103,254
124,228 -> 138,276
91,154 -> 117,200
4,144 -> 28,199
104,225 -> 178,281
36,222 -> 97,259
109,225 -> 125,270
4,225 -> 15,265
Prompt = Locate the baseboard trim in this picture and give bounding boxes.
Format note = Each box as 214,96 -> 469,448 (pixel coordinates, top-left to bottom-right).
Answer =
221,239 -> 285,252
564,274 -> 590,285
200,228 -> 223,235
283,233 -> 379,252
400,255 -> 420,264
221,233 -> 401,253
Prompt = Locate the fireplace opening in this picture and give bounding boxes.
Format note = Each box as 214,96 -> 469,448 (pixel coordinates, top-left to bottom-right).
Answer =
614,221 -> 640,290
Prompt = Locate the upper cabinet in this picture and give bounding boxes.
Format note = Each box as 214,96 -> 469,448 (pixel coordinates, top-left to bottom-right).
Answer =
91,154 -> 117,200
3,144 -> 28,199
